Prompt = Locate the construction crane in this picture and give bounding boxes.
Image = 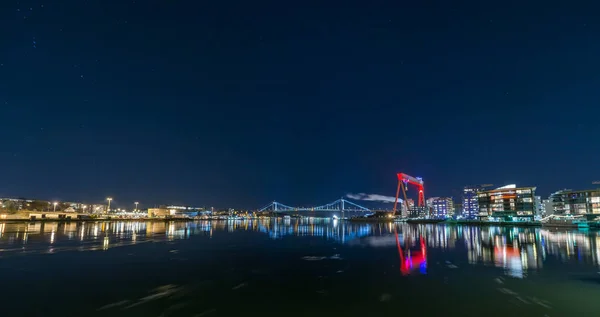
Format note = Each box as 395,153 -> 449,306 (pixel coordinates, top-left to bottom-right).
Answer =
393,172 -> 425,217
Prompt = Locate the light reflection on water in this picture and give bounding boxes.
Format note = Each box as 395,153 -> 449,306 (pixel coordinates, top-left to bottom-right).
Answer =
0,219 -> 599,277
3,219 -> 600,316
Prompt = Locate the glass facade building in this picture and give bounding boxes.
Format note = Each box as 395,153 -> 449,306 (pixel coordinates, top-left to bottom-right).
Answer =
429,197 -> 454,217
535,196 -> 543,215
549,190 -> 569,215
462,185 -> 492,218
551,189 -> 600,216
477,185 -> 536,219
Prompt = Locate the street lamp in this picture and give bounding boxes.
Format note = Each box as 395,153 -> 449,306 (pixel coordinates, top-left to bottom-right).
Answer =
135,202 -> 139,212
53,202 -> 58,212
106,197 -> 113,213
82,204 -> 87,213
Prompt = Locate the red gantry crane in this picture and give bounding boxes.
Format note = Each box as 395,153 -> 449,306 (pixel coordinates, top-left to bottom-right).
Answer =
393,173 -> 425,217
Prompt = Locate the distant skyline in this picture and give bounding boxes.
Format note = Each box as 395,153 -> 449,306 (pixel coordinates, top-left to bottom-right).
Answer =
1,181 -> 596,211
2,1 -> 600,208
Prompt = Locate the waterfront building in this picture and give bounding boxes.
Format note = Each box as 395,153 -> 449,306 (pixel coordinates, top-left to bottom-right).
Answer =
166,205 -> 210,217
462,184 -> 493,218
0,197 -> 110,213
404,199 -> 420,217
0,198 -> 33,211
550,189 -> 600,216
149,207 -> 206,218
398,200 -> 408,216
454,202 -> 462,216
166,205 -> 206,213
427,197 -> 454,217
543,199 -> 553,215
91,204 -> 106,213
148,208 -> 173,218
406,198 -> 415,210
64,202 -> 83,209
535,196 -> 544,215
477,184 -> 536,220
549,189 -> 572,214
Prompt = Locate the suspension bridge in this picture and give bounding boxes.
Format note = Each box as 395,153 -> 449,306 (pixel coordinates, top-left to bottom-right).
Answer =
258,198 -> 371,213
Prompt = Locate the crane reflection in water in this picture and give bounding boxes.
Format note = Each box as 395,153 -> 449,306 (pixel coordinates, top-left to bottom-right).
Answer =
396,229 -> 427,275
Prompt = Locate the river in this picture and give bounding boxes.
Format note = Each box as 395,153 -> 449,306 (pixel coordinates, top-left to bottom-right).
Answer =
0,219 -> 598,316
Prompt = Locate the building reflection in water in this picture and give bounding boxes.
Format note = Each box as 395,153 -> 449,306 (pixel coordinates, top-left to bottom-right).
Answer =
462,226 -> 541,278
0,219 -> 599,278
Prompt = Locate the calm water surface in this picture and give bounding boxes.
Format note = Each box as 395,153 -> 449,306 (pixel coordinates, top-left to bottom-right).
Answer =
0,219 -> 599,316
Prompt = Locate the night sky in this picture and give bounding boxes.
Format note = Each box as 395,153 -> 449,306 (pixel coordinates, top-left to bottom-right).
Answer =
2,1 -> 600,209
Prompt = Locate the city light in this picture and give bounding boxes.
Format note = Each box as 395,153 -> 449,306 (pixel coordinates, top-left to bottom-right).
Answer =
53,202 -> 58,212
106,197 -> 113,213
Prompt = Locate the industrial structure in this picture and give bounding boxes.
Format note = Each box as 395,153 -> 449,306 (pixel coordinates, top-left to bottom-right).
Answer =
393,173 -> 426,217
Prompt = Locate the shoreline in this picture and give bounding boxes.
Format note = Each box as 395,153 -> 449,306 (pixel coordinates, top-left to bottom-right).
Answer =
444,220 -> 542,227
0,217 -> 592,229
0,217 -> 207,223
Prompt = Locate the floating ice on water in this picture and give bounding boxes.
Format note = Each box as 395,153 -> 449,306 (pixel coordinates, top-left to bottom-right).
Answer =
153,284 -> 177,292
515,296 -> 530,304
379,293 -> 392,302
530,297 -> 552,309
497,288 -> 518,296
124,284 -> 180,309
302,256 -> 327,261
97,300 -> 130,311
232,282 -> 247,290
301,255 -> 343,261
195,308 -> 216,316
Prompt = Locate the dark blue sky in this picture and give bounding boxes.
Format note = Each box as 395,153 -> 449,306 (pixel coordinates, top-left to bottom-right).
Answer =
2,1 -> 599,209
